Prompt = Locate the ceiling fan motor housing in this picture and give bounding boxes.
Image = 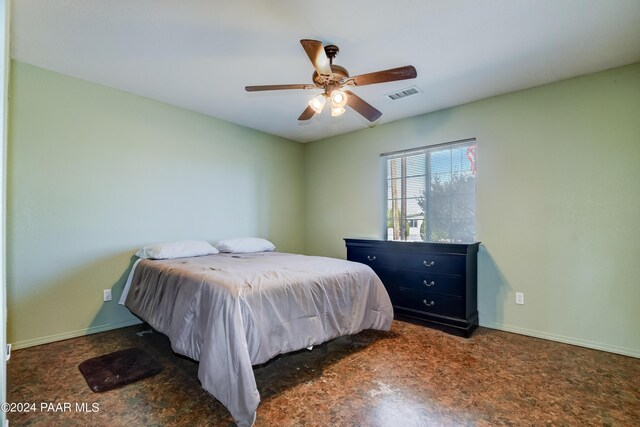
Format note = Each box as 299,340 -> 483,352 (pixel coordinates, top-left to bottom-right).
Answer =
312,64 -> 349,87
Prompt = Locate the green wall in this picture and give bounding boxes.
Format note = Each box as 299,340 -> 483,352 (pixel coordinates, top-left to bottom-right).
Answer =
7,60 -> 640,358
7,61 -> 305,348
304,63 -> 640,357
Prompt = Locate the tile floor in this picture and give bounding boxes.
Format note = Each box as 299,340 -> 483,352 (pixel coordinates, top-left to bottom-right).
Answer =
7,321 -> 640,426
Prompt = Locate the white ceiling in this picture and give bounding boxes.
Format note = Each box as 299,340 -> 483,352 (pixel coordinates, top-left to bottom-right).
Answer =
11,0 -> 640,143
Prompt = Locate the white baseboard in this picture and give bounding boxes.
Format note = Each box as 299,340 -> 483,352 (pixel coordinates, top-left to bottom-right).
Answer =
480,320 -> 639,359
10,319 -> 143,350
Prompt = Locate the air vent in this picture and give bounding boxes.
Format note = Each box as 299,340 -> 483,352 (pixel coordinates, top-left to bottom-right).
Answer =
386,86 -> 421,101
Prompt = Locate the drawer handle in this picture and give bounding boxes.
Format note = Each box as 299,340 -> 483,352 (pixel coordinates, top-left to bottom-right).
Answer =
367,255 -> 377,261
423,260 -> 435,267
423,280 -> 435,287
423,299 -> 435,307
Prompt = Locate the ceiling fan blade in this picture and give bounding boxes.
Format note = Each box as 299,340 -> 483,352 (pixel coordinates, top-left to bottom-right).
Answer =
245,84 -> 316,92
348,65 -> 417,86
298,104 -> 316,121
344,90 -> 382,122
300,39 -> 332,76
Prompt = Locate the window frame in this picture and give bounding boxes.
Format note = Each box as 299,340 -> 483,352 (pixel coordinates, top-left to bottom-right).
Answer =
381,137 -> 477,243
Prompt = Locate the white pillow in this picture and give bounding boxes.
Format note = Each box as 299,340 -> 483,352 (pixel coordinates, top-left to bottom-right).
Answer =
215,237 -> 276,254
135,240 -> 219,259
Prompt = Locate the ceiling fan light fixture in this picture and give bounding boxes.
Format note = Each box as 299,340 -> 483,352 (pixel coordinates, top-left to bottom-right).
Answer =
331,106 -> 346,117
330,90 -> 348,108
309,94 -> 326,113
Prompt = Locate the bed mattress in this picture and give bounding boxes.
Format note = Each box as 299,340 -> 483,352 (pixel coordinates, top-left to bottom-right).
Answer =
123,252 -> 393,426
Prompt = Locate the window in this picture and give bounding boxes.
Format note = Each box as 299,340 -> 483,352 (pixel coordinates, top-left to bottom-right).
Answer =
383,139 -> 477,243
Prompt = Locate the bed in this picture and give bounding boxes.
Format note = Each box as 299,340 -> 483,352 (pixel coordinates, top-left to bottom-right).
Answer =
120,251 -> 393,426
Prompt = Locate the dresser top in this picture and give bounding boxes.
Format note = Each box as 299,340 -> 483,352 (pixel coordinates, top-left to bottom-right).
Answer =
344,238 -> 480,255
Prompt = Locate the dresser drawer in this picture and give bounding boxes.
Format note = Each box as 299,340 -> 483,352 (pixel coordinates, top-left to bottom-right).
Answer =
396,252 -> 464,275
395,289 -> 464,318
396,270 -> 465,297
347,248 -> 395,268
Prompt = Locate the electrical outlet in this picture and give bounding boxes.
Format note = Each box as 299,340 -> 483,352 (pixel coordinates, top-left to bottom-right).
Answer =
516,292 -> 525,305
103,289 -> 112,302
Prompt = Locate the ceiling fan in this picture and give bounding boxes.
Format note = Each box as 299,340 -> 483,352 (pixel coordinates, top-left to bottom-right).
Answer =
245,39 -> 417,122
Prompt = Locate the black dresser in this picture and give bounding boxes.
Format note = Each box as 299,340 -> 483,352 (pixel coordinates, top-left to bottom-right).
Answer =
345,238 -> 480,337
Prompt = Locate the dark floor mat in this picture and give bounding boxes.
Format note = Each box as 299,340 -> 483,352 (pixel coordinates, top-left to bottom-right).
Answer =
78,347 -> 162,392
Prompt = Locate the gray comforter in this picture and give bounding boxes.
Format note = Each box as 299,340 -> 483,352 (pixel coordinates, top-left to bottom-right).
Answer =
124,252 -> 393,426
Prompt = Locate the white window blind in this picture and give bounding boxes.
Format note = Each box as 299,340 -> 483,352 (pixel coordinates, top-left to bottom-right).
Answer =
383,139 -> 477,243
